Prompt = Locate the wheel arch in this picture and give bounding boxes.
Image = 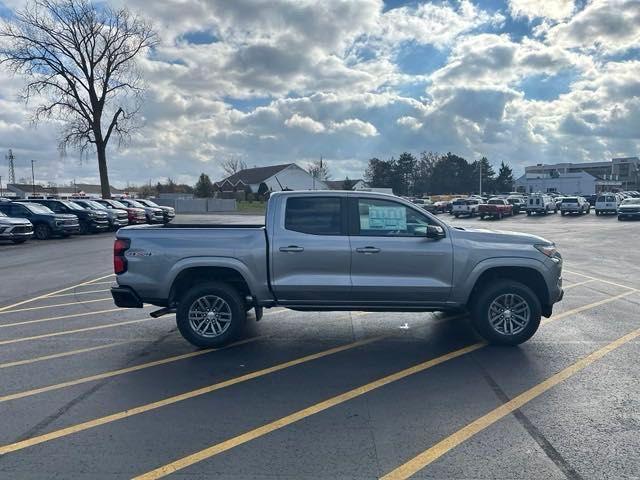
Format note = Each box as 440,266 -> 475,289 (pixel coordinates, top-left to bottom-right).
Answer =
464,262 -> 551,314
169,264 -> 253,307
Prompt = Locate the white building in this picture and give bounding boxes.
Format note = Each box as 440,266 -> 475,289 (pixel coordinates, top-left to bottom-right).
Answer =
214,163 -> 328,197
525,157 -> 639,190
515,171 -> 622,195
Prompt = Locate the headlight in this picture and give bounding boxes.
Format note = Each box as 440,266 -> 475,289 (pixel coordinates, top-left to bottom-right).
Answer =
534,243 -> 557,257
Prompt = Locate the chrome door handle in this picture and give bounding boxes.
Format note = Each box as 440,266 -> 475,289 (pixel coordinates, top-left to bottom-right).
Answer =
279,246 -> 304,253
355,246 -> 380,254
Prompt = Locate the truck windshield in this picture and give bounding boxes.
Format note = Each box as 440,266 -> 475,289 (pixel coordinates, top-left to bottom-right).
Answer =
62,201 -> 86,211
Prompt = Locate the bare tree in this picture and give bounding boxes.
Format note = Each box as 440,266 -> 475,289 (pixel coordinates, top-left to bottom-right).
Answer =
221,158 -> 248,176
0,0 -> 157,198
307,158 -> 330,182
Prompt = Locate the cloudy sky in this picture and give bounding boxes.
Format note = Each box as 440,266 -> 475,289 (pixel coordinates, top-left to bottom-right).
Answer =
0,0 -> 639,187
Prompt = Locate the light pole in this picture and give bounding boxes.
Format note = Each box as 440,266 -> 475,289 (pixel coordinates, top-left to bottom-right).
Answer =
479,160 -> 482,197
31,160 -> 36,195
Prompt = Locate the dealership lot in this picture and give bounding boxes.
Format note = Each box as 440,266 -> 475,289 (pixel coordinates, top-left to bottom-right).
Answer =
0,212 -> 639,479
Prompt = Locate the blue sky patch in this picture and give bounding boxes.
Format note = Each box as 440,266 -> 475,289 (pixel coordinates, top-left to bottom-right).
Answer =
519,70 -> 578,101
181,30 -> 219,45
396,42 -> 449,75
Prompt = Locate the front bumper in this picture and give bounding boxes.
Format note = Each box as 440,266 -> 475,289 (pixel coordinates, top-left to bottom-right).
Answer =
111,286 -> 144,308
618,211 -> 640,219
54,223 -> 80,234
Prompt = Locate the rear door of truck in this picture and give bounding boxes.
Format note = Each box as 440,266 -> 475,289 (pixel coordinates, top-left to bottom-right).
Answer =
269,195 -> 352,304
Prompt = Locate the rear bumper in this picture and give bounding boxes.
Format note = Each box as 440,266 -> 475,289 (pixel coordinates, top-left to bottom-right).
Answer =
111,286 -> 144,308
618,211 -> 640,218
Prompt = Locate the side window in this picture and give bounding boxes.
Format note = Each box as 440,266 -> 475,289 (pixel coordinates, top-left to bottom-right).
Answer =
48,202 -> 64,213
284,197 -> 342,235
12,205 -> 29,217
357,198 -> 430,237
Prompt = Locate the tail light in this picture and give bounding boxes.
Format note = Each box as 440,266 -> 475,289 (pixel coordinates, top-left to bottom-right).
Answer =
114,238 -> 130,274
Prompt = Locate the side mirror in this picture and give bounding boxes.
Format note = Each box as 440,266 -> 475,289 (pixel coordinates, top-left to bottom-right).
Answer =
426,224 -> 446,239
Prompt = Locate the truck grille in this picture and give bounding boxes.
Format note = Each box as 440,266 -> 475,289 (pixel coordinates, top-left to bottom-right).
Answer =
12,225 -> 33,234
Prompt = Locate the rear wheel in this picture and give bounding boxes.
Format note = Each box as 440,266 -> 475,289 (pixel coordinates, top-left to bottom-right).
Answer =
176,282 -> 246,348
34,223 -> 51,240
480,214 -> 485,220
470,280 -> 541,345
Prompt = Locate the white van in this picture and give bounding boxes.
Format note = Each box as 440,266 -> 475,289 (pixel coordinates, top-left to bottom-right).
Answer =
595,194 -> 620,215
526,193 -> 556,215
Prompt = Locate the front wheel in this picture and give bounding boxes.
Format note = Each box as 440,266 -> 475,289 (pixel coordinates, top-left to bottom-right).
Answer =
470,280 -> 541,345
34,223 -> 51,240
176,282 -> 246,348
79,221 -> 90,235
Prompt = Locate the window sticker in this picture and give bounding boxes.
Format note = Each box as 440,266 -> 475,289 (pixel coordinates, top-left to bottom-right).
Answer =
367,205 -> 407,230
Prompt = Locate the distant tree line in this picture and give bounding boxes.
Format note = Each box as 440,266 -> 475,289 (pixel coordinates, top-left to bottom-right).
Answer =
365,152 -> 515,196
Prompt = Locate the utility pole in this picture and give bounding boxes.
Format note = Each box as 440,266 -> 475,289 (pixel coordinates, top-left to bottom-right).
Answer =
479,160 -> 483,197
31,160 -> 36,195
6,149 -> 16,184
0,175 -> 3,197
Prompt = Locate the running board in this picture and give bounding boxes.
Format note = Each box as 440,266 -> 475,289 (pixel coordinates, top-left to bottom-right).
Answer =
150,307 -> 176,318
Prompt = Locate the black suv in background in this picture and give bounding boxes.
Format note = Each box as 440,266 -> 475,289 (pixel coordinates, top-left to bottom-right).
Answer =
0,201 -> 80,239
22,199 -> 109,234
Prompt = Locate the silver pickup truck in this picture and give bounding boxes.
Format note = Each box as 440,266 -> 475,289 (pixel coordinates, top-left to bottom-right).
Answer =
111,191 -> 563,348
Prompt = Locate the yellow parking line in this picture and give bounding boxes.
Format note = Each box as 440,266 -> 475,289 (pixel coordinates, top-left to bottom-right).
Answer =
0,337 -> 262,403
47,289 -> 110,298
0,317 -> 161,346
562,279 -> 595,290
564,269 -> 638,292
0,274 -> 114,313
131,292 -> 636,479
0,342 -> 133,369
0,308 -> 122,329
132,342 -> 485,480
542,291 -> 636,325
0,337 -> 382,455
380,326 -> 640,480
0,298 -> 113,315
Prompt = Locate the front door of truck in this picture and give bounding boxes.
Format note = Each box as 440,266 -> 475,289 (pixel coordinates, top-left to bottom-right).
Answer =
270,195 -> 351,304
348,197 -> 453,305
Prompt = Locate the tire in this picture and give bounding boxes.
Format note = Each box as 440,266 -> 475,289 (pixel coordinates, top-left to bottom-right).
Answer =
34,223 -> 51,240
176,282 -> 246,348
480,214 -> 485,220
595,210 -> 600,216
79,221 -> 90,235
561,211 -> 565,216
618,216 -> 623,221
12,238 -> 28,244
470,280 -> 541,346
498,212 -> 503,220
526,211 -> 531,216
454,214 -> 459,218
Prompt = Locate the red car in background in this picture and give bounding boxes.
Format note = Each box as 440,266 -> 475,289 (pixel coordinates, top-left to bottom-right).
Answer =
479,198 -> 514,220
95,198 -> 146,225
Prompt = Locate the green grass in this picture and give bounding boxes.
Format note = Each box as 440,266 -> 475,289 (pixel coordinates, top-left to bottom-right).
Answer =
237,200 -> 267,214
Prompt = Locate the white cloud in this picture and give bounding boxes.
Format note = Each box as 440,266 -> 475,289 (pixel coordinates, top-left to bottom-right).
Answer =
284,114 -> 326,133
379,0 -> 504,48
545,0 -> 640,54
397,116 -> 423,130
509,0 -> 575,21
329,118 -> 379,137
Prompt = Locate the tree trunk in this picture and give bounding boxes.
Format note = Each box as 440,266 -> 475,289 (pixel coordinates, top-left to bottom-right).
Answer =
96,142 -> 111,199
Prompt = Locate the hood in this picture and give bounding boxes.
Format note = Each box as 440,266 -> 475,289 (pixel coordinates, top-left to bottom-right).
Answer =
451,226 -> 551,246
158,206 -> 175,213
0,216 -> 31,226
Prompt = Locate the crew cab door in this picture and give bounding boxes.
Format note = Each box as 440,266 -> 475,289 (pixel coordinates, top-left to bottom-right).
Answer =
348,197 -> 453,305
270,195 -> 351,304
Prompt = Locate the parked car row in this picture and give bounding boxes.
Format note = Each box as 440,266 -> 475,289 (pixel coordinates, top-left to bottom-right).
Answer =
418,191 -> 640,222
0,196 -> 175,243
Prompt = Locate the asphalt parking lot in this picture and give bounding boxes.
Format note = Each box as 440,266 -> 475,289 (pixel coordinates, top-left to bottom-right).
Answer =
0,211 -> 639,479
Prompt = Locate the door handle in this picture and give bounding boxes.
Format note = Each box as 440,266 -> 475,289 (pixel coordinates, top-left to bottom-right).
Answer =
279,245 -> 304,253
355,246 -> 380,254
